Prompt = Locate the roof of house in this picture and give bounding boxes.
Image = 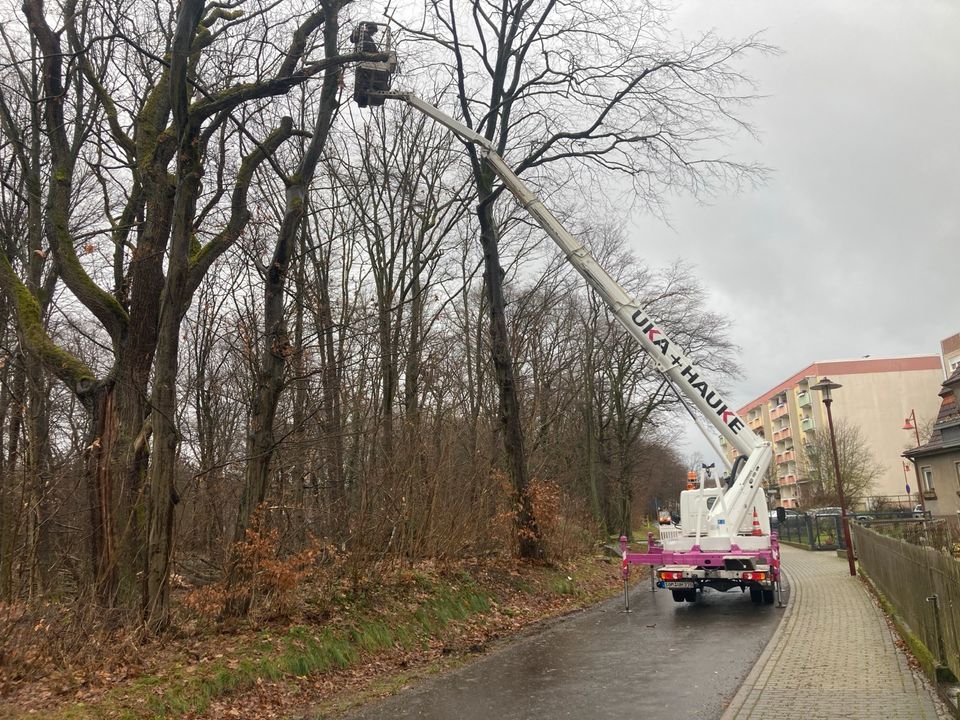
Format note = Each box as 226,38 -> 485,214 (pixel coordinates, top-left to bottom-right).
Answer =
942,365 -> 960,390
903,366 -> 960,460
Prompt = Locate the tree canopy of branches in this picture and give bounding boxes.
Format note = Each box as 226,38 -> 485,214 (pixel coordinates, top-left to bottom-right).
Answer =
799,420 -> 885,506
391,0 -> 768,557
0,0 -> 766,639
1,0 -> 367,629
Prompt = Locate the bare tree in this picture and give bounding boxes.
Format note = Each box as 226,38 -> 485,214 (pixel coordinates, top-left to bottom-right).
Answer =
0,22 -> 70,599
327,100 -> 466,467
6,0 -> 371,628
799,420 -> 884,506
226,1 -> 351,617
393,0 -> 768,558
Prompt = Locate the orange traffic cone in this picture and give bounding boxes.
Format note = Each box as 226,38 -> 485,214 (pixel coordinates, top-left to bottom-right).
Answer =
751,508 -> 763,536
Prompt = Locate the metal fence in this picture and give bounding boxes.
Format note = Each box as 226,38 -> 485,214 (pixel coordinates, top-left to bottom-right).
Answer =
773,514 -> 846,550
773,512 -> 931,551
852,523 -> 960,680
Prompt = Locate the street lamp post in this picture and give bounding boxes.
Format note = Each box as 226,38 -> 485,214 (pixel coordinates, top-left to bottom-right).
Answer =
902,409 -> 927,514
811,377 -> 857,577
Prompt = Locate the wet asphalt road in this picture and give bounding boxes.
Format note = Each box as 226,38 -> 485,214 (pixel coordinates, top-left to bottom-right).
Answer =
336,578 -> 789,720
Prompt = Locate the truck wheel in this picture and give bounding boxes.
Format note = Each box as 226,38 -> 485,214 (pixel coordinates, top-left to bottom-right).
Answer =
684,588 -> 697,602
763,588 -> 775,605
749,586 -> 762,604
671,590 -> 686,603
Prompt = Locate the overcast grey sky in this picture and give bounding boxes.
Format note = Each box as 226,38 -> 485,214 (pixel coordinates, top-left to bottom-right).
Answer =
626,0 -> 959,460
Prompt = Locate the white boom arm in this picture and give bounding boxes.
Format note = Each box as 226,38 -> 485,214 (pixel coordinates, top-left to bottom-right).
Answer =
373,91 -> 773,537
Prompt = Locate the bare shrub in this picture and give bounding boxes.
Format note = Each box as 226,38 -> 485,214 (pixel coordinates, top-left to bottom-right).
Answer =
186,525 -> 328,623
0,600 -> 140,685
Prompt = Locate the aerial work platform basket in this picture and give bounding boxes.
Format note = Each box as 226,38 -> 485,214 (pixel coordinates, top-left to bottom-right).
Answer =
352,22 -> 398,108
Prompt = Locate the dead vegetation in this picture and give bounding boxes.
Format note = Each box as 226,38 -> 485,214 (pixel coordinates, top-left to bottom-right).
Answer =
1,543 -> 624,718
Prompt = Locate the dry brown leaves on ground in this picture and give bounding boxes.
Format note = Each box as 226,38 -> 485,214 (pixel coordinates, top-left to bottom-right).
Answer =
0,551 -> 625,719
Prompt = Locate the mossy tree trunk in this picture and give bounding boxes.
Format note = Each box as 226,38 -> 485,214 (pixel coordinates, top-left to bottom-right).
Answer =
16,0 -> 360,627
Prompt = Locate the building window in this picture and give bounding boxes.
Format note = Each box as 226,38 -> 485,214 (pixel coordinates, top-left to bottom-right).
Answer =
921,466 -> 935,491
955,462 -> 960,492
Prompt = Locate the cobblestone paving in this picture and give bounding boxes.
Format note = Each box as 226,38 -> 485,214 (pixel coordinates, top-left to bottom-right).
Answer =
722,546 -> 947,720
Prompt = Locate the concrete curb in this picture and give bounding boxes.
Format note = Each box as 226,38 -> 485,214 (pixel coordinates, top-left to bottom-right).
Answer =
719,564 -> 796,720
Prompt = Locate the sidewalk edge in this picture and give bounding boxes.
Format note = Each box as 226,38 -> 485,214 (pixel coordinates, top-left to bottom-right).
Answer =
719,565 -> 797,720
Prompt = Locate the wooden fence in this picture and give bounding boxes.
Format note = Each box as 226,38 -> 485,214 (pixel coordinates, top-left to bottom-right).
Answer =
852,524 -> 960,680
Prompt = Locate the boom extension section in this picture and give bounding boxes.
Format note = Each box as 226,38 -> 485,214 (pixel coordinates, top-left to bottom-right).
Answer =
350,25 -> 778,603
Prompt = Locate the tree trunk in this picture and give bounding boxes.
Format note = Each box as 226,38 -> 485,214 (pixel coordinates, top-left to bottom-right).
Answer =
581,344 -> 603,528
226,5 -> 344,615
144,317 -> 182,630
226,189 -> 307,617
290,225 -> 309,549
143,0 -> 205,625
315,243 -> 346,535
475,183 -> 543,560
377,297 -> 397,462
0,336 -> 11,599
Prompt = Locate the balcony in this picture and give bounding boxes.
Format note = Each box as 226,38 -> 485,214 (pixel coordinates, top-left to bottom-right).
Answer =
772,427 -> 793,443
778,474 -> 797,486
776,452 -> 796,466
800,417 -> 815,432
797,391 -> 811,408
770,404 -> 789,420
748,416 -> 763,430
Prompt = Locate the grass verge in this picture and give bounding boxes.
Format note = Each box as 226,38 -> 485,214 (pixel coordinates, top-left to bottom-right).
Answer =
15,556 -> 622,719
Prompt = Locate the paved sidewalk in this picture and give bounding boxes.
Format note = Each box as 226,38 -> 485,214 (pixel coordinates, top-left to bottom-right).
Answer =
722,545 -> 946,719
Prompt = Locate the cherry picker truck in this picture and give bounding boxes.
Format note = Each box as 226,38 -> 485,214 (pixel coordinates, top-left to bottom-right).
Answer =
350,24 -> 781,606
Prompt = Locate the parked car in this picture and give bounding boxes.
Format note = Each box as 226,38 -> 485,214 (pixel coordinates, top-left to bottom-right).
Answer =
807,506 -> 874,522
769,508 -> 804,525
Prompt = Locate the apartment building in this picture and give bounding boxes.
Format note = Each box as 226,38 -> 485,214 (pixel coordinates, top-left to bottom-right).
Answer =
720,356 -> 944,508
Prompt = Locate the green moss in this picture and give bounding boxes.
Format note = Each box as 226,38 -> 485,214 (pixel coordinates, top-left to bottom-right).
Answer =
62,243 -> 126,314
188,232 -> 202,259
136,75 -> 171,168
0,252 -> 96,387
191,82 -> 256,117
199,7 -> 243,28
859,568 -> 957,684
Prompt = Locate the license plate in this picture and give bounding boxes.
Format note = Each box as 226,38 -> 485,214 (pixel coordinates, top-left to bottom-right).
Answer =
663,581 -> 694,589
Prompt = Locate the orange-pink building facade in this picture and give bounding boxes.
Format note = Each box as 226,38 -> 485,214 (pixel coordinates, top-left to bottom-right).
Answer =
721,356 -> 944,508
